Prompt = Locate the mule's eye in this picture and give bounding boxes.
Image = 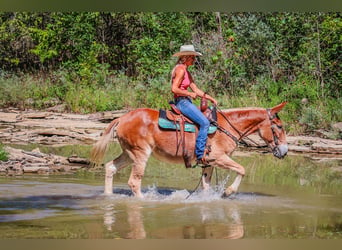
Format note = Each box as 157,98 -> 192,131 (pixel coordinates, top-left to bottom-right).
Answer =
277,125 -> 283,129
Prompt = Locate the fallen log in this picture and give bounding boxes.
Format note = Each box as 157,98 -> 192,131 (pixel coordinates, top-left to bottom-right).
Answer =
67,156 -> 90,165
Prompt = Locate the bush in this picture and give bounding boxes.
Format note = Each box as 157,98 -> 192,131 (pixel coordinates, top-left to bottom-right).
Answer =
299,107 -> 324,131
0,144 -> 9,161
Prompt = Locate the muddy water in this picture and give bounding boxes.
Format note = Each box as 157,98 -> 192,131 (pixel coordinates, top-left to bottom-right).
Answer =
0,144 -> 341,239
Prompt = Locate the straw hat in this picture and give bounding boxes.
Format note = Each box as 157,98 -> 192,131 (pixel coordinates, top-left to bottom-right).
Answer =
172,44 -> 202,57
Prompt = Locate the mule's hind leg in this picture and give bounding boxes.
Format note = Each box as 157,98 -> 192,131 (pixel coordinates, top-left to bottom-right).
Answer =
104,152 -> 132,195
127,149 -> 151,198
128,164 -> 145,198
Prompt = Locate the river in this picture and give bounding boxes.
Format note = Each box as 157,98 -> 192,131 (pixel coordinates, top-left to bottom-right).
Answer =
0,144 -> 341,239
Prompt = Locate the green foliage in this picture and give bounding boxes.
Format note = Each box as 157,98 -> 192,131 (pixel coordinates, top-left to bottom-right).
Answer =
299,107 -> 324,131
0,12 -> 341,135
0,144 -> 9,161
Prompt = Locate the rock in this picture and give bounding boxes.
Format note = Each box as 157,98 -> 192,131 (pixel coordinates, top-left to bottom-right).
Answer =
332,122 -> 342,132
3,162 -> 23,176
1,146 -> 88,175
46,104 -> 67,113
23,164 -> 50,174
36,129 -> 75,138
21,112 -> 52,119
301,98 -> 309,105
311,142 -> 342,154
89,110 -> 127,123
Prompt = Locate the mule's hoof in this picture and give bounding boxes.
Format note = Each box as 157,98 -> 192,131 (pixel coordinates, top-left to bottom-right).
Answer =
221,192 -> 231,199
221,191 -> 236,199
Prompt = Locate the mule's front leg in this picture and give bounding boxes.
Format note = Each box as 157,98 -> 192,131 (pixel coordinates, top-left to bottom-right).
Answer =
201,166 -> 214,191
214,155 -> 245,198
222,174 -> 243,198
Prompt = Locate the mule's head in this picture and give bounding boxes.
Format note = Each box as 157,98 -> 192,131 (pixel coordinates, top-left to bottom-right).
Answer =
258,102 -> 288,159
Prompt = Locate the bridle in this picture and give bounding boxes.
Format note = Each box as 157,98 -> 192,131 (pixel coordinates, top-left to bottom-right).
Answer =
266,108 -> 283,146
212,106 -> 282,149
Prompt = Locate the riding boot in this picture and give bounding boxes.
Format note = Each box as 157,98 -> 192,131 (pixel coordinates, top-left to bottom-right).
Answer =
193,144 -> 211,168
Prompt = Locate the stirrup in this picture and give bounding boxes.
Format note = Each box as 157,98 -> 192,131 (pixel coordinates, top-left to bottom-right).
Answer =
192,157 -> 211,168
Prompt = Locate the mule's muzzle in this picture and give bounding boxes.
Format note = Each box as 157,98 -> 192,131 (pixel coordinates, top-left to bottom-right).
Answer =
272,144 -> 288,159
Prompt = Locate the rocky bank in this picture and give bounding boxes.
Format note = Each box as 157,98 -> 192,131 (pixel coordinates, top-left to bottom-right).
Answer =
0,108 -> 341,175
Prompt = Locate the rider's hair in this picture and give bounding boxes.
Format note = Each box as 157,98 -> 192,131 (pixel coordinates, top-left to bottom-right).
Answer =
177,55 -> 194,64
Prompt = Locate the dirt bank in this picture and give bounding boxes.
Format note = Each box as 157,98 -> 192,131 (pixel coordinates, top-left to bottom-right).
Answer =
0,108 -> 341,175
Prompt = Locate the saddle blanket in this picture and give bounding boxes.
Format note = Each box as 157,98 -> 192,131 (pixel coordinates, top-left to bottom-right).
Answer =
158,109 -> 217,134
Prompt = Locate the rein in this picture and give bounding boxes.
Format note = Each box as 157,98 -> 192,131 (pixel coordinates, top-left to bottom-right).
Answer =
213,106 -> 280,148
212,106 -> 259,147
187,105 -> 279,200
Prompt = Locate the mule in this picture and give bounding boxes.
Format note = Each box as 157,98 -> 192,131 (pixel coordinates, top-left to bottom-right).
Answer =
90,102 -> 288,198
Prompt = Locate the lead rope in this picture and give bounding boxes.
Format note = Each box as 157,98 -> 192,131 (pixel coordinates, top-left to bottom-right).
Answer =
186,105 -> 271,200
185,105 -> 238,200
185,172 -> 203,200
185,167 -> 222,200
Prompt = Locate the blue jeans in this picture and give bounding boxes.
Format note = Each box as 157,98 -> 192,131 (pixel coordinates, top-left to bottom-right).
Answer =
175,98 -> 210,159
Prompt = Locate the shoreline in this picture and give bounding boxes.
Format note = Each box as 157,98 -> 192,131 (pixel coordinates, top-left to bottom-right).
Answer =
0,108 -> 341,175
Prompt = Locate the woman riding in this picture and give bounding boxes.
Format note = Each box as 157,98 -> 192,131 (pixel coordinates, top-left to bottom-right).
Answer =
171,44 -> 218,165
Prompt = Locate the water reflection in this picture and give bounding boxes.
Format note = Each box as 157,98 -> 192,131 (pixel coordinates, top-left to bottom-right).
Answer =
101,190 -> 244,239
184,204 -> 244,239
103,201 -> 147,239
103,203 -> 115,231
0,149 -> 341,239
126,203 -> 146,239
103,201 -> 147,238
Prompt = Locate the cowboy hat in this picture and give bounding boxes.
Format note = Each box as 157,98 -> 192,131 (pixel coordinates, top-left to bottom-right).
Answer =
172,44 -> 202,57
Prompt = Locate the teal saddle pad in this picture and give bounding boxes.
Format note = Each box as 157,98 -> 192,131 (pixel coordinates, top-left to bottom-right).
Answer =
158,109 -> 217,134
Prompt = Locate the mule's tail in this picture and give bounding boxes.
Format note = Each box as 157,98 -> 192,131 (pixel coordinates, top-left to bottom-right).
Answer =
90,118 -> 120,165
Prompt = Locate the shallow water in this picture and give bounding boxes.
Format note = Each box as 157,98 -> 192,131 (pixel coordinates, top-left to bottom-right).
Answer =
0,146 -> 341,239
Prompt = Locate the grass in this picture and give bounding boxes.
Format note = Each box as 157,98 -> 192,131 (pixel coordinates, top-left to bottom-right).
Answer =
0,70 -> 341,136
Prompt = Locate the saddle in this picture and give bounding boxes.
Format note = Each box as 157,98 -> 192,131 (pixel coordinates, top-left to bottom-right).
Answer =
158,99 -> 217,168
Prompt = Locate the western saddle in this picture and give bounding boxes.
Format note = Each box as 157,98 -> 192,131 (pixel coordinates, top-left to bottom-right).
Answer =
160,97 -> 217,168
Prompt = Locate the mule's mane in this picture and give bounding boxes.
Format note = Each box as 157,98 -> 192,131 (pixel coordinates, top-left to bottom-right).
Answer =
220,107 -> 264,113
220,107 -> 266,118
219,107 -> 268,133
212,107 -> 270,143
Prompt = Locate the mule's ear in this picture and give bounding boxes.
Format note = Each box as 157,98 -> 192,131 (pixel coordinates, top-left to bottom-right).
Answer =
270,102 -> 287,115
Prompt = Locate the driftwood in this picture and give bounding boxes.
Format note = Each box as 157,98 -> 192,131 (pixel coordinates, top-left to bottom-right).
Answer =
0,146 -> 90,176
67,156 -> 90,165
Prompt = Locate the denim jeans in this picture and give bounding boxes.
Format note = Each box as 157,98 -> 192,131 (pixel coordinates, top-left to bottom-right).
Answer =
175,98 -> 210,159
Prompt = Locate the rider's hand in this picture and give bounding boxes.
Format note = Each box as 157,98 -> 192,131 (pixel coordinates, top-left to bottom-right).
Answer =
211,98 -> 218,106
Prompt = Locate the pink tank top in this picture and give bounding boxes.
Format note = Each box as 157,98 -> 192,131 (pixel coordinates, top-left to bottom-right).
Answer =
172,64 -> 192,98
